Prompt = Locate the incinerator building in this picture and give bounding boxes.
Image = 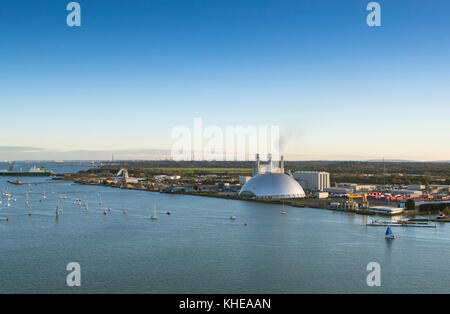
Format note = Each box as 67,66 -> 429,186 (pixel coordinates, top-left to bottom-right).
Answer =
239,154 -> 306,199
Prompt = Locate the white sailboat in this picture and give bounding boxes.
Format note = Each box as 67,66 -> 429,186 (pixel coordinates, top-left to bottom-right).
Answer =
151,205 -> 158,220
280,202 -> 287,214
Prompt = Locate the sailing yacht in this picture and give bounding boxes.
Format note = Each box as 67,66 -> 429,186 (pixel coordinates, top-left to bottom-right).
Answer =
280,202 -> 287,214
151,205 -> 158,220
385,225 -> 396,239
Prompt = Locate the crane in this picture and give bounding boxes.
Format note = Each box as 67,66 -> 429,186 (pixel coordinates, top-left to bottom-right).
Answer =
347,194 -> 369,209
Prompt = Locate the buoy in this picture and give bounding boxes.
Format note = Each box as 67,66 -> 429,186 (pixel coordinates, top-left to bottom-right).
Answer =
244,222 -> 247,227
103,210 -> 107,215
6,217 -> 9,222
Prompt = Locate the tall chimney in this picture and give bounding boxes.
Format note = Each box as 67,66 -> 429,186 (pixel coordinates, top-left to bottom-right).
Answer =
281,155 -> 285,173
254,154 -> 260,175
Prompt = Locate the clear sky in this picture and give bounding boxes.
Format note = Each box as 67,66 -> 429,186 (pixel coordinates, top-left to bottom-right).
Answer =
0,0 -> 449,161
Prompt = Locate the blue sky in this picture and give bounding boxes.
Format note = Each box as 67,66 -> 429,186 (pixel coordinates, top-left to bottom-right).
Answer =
0,0 -> 449,160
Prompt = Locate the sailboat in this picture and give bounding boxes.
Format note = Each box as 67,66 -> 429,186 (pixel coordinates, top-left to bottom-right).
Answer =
280,202 -> 287,214
385,225 -> 396,239
151,205 -> 158,220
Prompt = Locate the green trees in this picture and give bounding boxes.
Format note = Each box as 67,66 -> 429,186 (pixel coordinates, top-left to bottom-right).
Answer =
405,199 -> 415,211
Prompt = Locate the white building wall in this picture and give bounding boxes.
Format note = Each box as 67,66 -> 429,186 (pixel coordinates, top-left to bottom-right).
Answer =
293,171 -> 330,191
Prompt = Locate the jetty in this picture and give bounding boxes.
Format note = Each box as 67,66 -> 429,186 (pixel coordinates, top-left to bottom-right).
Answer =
409,218 -> 450,223
366,220 -> 436,228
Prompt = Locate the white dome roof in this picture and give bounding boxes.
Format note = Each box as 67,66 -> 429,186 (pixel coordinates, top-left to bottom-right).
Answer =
239,173 -> 306,199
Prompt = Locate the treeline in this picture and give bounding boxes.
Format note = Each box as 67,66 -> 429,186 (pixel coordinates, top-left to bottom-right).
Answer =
330,174 -> 450,185
418,203 -> 450,213
285,161 -> 450,177
92,160 -> 449,184
103,160 -> 449,175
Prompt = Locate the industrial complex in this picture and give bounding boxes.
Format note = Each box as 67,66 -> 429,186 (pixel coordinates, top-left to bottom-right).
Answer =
65,155 -> 450,217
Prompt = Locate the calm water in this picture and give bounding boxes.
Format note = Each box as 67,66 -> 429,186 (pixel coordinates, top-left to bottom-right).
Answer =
1,173 -> 449,293
0,161 -> 93,174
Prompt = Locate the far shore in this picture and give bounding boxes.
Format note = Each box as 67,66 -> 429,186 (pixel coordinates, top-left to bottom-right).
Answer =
67,177 -> 432,218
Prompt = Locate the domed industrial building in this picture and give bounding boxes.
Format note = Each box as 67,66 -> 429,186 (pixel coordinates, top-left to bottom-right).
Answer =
239,154 -> 306,199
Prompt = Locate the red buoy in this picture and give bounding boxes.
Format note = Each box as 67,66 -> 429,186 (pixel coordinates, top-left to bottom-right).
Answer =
244,222 -> 247,227
103,211 -> 107,215
6,217 -> 9,222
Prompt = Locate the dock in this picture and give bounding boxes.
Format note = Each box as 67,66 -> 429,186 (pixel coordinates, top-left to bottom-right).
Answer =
409,218 -> 450,223
366,221 -> 436,228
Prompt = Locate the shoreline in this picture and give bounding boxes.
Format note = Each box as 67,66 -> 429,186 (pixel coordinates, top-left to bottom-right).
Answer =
69,178 -> 410,217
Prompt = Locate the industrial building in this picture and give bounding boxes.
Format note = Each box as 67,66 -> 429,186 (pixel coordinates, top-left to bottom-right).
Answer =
239,154 -> 306,199
337,183 -> 377,192
367,206 -> 404,215
391,189 -> 423,197
293,171 -> 330,191
407,184 -> 426,190
324,187 -> 353,195
115,169 -> 140,184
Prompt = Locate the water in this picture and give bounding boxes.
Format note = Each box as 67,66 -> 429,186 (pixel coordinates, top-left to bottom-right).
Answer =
1,174 -> 449,293
0,161 -> 94,175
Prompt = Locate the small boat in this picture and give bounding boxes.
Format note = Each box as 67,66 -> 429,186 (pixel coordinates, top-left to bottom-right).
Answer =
385,225 -> 396,239
151,205 -> 158,220
436,213 -> 447,220
123,209 -> 127,214
7,180 -> 23,185
230,215 -> 237,220
166,211 -> 172,215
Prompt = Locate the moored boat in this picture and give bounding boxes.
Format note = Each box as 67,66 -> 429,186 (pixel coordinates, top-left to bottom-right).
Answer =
7,180 -> 23,185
